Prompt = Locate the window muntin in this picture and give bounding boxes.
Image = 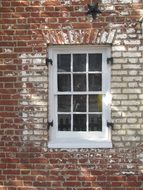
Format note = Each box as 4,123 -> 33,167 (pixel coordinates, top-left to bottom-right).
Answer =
48,46 -> 112,148
57,53 -> 102,132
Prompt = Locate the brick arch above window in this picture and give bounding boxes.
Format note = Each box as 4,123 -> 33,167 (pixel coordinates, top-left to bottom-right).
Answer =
44,29 -> 116,45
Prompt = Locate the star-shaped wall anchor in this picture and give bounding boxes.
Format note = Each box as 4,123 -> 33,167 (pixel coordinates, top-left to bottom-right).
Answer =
87,3 -> 102,20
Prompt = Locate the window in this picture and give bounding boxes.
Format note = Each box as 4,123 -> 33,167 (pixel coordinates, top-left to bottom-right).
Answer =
48,45 -> 112,148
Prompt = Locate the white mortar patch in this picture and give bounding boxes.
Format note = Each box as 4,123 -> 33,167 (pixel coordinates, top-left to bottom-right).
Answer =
19,53 -> 48,144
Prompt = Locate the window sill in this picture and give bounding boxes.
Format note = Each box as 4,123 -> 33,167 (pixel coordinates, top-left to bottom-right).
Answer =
48,140 -> 112,149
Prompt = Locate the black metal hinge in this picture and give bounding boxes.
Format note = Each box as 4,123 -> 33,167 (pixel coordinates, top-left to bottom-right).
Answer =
46,58 -> 53,66
47,120 -> 53,130
107,122 -> 114,130
107,57 -> 113,65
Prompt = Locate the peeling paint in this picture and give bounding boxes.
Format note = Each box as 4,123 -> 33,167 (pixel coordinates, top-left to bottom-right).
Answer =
40,0 -> 46,4
4,48 -> 13,53
122,171 -> 135,175
100,31 -> 108,43
138,153 -> 143,162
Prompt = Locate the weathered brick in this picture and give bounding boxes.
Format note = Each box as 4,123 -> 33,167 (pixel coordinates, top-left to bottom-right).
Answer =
0,0 -> 143,189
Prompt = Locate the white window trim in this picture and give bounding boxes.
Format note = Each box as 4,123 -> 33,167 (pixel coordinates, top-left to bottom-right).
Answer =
48,45 -> 112,148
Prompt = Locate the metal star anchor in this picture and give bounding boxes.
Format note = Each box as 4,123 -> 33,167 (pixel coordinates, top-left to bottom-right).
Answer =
87,3 -> 101,20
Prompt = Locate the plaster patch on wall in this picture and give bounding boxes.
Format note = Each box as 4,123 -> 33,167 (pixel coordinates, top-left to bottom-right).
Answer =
19,53 -> 48,146
4,48 -> 13,53
138,153 -> 143,173
120,11 -> 129,16
40,0 -> 46,4
104,5 -> 115,11
64,0 -> 71,5
122,171 -> 135,175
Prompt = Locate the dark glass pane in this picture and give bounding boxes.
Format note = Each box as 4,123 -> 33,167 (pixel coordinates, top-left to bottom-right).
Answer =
73,95 -> 86,112
58,54 -> 71,72
89,54 -> 102,71
58,95 -> 71,112
89,74 -> 102,91
58,114 -> 71,131
73,114 -> 86,131
58,74 -> 71,91
89,114 -> 102,131
73,54 -> 86,72
89,95 -> 102,112
73,74 -> 86,91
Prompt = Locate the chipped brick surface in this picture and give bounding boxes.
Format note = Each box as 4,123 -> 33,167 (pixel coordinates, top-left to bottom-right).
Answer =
0,0 -> 143,189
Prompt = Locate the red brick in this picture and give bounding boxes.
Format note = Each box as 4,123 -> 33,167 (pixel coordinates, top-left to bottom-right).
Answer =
11,1 -> 29,6
0,112 -> 17,117
0,42 -> 16,46
0,7 -> 15,12
0,100 -> 18,105
33,181 -> 51,187
63,182 -> 81,187
72,23 -> 92,29
0,19 -> 16,24
3,170 -> 20,175
0,53 -> 17,58
15,7 -> 25,12
14,47 -> 32,53
0,164 -> 6,169
13,35 -> 32,41
25,7 -> 42,12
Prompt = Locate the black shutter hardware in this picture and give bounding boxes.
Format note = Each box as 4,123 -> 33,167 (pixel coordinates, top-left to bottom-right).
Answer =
47,121 -> 53,130
107,122 -> 114,130
46,58 -> 53,66
107,57 -> 113,65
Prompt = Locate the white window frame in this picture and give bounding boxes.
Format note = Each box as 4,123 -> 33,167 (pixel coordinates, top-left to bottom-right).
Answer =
141,20 -> 143,37
48,45 -> 112,148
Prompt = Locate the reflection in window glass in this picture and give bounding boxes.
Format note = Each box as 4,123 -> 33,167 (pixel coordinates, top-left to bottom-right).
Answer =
58,54 -> 71,72
58,95 -> 71,112
58,114 -> 71,131
73,74 -> 86,91
73,54 -> 86,72
73,95 -> 86,112
89,54 -> 102,71
89,114 -> 102,131
58,74 -> 71,91
89,95 -> 102,112
73,114 -> 86,131
89,74 -> 102,91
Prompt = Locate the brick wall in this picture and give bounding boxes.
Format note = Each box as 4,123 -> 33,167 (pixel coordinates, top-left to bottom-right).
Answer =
0,0 -> 143,189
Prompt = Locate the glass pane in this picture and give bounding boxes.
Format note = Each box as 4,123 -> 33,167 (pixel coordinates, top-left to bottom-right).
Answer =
58,95 -> 71,112
89,95 -> 102,112
73,95 -> 86,112
73,74 -> 86,91
58,74 -> 71,91
89,54 -> 102,71
58,54 -> 71,72
89,114 -> 102,131
73,114 -> 86,131
89,74 -> 102,91
73,54 -> 86,72
58,114 -> 71,131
